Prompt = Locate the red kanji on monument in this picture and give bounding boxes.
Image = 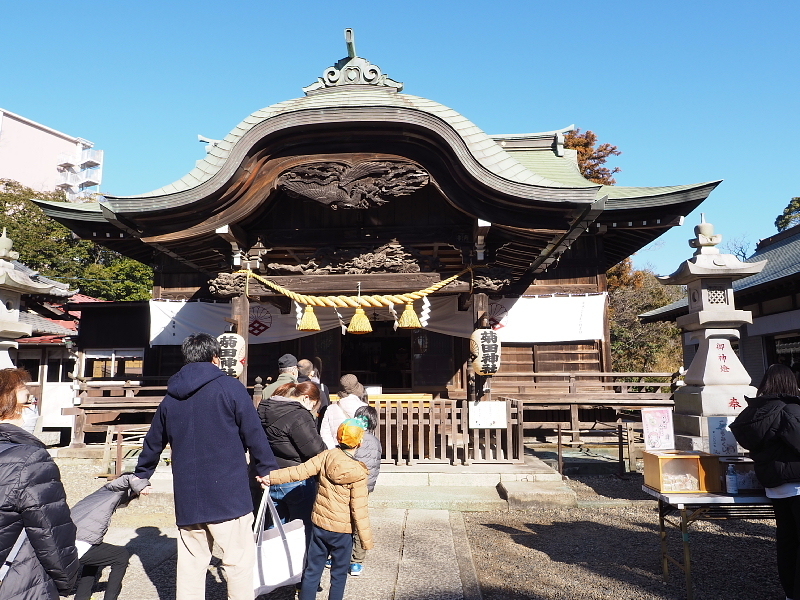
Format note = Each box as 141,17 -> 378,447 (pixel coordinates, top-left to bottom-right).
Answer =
729,398 -> 741,409
718,354 -> 727,362
720,365 -> 730,373
716,343 -> 725,350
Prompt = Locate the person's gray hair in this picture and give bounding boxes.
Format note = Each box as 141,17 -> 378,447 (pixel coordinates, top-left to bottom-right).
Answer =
182,333 -> 220,364
279,366 -> 298,375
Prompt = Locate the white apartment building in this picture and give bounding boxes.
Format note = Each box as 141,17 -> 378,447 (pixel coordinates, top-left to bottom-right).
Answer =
0,108 -> 103,201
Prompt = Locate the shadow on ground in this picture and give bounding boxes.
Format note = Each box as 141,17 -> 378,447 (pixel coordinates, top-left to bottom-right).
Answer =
568,473 -> 654,501
467,498 -> 782,600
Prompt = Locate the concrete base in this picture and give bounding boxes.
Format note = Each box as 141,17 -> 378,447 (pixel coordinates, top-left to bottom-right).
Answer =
498,481 -> 577,509
33,430 -> 60,446
370,485 -> 508,511
675,434 -> 707,452
378,456 -> 561,486
54,445 -> 105,459
673,385 -> 756,416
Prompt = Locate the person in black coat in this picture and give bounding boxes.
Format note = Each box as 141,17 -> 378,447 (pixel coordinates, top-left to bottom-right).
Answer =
730,363 -> 800,600
69,474 -> 150,600
257,381 -> 326,544
0,367 -> 79,600
134,333 -> 278,600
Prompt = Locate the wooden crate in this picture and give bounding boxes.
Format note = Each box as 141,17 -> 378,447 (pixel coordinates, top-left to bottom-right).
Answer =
643,450 -> 722,493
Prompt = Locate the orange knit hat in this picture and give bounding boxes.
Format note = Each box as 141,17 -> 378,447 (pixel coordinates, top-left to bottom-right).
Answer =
337,418 -> 366,449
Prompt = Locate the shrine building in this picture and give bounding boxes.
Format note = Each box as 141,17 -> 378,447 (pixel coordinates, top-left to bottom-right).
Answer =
37,31 -> 719,411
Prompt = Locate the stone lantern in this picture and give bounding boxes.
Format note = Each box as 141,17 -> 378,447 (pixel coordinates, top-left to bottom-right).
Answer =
0,229 -> 53,368
659,215 -> 767,451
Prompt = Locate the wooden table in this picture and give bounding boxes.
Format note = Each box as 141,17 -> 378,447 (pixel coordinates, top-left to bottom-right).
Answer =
641,486 -> 773,600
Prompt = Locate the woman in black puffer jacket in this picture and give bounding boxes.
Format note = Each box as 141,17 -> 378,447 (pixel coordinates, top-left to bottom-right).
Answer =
730,363 -> 800,600
0,368 -> 79,600
256,381 -> 326,545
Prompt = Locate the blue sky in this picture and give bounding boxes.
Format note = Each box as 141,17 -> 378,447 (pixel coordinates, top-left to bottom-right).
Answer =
3,0 -> 798,276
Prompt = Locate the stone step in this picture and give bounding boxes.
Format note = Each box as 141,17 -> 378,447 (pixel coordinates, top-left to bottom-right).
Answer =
498,480 -> 578,508
369,485 -> 508,511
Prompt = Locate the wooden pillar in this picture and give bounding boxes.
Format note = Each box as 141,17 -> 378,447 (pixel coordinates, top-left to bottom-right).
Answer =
231,293 -> 249,385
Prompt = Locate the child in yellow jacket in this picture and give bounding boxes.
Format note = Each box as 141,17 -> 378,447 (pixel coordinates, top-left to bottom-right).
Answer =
265,418 -> 373,600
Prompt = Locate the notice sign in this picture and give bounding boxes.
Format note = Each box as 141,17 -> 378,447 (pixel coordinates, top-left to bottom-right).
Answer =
708,416 -> 743,456
468,400 -> 508,429
641,407 -> 675,451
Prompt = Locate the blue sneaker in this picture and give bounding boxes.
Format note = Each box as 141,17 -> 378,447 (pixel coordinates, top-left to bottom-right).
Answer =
325,559 -> 332,569
349,563 -> 363,576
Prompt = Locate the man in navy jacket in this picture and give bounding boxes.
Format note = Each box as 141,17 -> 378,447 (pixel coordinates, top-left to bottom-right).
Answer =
135,333 -> 277,600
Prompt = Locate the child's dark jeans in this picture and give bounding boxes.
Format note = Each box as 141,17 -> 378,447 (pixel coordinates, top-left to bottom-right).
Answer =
300,524 -> 353,600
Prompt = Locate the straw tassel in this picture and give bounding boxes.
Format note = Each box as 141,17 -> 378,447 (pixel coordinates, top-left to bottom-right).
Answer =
298,305 -> 321,331
347,307 -> 373,334
397,303 -> 422,329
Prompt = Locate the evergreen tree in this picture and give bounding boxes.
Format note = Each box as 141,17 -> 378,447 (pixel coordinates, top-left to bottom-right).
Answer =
775,196 -> 800,231
0,179 -> 152,300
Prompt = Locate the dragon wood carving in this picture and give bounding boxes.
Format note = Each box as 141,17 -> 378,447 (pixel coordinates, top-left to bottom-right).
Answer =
278,161 -> 429,209
264,243 -> 438,275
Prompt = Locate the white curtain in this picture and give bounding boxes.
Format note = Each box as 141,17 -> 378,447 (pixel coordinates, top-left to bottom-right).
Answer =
149,293 -> 606,346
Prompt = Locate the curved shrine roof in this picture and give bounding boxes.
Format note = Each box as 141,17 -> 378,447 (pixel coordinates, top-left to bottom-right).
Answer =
34,35 -> 721,280
125,87 -> 571,201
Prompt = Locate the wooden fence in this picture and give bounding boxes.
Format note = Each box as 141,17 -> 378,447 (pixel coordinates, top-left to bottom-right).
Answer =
371,395 -> 525,465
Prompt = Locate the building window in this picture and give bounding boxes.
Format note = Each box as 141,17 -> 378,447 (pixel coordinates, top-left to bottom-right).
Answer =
62,359 -> 75,382
46,358 -> 77,382
83,349 -> 144,379
17,359 -> 40,379
46,359 -> 61,382
767,333 -> 800,369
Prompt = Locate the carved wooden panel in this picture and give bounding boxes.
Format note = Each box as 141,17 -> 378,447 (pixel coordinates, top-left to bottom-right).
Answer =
277,161 -> 429,209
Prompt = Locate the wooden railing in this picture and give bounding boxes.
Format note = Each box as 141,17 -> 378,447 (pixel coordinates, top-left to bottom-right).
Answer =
491,371 -> 679,441
489,371 -> 679,396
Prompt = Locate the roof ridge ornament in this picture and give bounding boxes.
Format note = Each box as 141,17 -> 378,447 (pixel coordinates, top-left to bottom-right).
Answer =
303,28 -> 403,95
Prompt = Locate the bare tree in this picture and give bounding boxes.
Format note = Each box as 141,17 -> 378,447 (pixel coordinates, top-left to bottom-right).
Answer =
721,234 -> 752,261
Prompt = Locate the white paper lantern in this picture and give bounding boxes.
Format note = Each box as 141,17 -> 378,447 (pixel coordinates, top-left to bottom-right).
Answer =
470,328 -> 501,376
217,332 -> 246,377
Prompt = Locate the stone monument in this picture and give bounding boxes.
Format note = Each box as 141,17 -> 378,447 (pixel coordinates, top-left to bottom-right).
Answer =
659,215 -> 767,451
0,229 -> 53,368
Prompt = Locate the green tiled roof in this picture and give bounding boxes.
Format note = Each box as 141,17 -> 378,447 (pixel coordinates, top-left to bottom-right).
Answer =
121,87 -> 571,200
503,149 -> 595,188
33,200 -> 106,222
504,148 -> 718,206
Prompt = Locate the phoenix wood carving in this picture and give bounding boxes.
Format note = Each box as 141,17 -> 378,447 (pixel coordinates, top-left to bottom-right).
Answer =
277,161 -> 429,209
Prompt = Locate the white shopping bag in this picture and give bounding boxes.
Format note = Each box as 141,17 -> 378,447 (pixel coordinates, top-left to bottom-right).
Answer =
253,489 -> 306,596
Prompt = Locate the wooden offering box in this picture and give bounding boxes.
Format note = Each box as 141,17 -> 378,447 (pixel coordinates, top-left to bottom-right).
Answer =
644,450 -> 722,493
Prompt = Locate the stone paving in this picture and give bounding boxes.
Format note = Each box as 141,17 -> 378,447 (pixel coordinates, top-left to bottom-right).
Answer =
66,506 -> 481,600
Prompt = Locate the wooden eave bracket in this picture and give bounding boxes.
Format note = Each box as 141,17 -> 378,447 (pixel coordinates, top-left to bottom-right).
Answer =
215,224 -> 248,268
98,205 -> 144,238
530,195 -> 607,273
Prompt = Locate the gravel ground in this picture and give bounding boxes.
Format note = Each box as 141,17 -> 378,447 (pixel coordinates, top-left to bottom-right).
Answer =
464,474 -> 782,600
56,459 -> 784,600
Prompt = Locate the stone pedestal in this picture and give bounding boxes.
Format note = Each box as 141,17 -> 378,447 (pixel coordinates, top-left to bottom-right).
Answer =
658,215 -> 766,452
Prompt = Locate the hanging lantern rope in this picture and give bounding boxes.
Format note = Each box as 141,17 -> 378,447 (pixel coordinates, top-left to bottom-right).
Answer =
233,268 -> 471,308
